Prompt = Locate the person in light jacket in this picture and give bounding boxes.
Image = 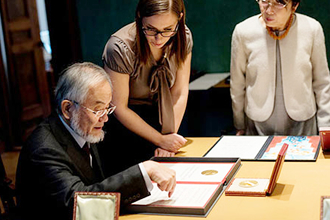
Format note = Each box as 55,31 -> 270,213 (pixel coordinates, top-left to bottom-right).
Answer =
230,0 -> 330,135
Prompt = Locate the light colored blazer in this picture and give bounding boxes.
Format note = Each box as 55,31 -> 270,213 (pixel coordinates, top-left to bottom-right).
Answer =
230,13 -> 330,130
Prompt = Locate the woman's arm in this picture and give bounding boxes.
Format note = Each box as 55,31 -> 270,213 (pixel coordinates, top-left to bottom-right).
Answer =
230,25 -> 247,134
105,65 -> 186,152
171,52 -> 192,132
311,22 -> 330,128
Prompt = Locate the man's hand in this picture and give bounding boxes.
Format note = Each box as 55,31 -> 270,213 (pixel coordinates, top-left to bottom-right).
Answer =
142,161 -> 176,197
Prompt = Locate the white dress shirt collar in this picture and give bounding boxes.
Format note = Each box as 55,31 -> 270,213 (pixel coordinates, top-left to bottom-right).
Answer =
58,114 -> 152,191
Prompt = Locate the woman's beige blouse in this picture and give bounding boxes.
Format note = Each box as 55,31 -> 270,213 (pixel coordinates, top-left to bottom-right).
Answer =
102,22 -> 193,134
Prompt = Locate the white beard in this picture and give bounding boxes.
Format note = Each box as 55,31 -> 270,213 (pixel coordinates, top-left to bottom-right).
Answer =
70,109 -> 105,143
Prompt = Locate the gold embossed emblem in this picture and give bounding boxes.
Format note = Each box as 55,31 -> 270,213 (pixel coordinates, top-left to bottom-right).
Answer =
201,170 -> 218,175
239,180 -> 259,188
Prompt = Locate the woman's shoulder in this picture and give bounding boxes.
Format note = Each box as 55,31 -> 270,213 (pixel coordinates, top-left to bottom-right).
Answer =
112,22 -> 136,44
296,13 -> 319,23
236,15 -> 261,29
184,25 -> 193,52
234,15 -> 263,34
295,13 -> 323,31
102,22 -> 137,74
233,15 -> 264,39
107,22 -> 136,54
185,25 -> 192,39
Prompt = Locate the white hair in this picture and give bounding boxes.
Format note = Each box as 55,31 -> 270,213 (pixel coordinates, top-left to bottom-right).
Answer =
55,62 -> 112,115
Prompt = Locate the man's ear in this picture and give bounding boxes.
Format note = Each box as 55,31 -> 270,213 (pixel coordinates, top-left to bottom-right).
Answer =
61,100 -> 73,120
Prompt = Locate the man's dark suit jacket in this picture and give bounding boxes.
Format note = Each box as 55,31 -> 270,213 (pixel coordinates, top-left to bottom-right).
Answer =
15,114 -> 150,220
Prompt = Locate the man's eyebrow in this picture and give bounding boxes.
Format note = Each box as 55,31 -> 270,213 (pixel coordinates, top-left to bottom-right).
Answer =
93,101 -> 111,109
94,100 -> 109,106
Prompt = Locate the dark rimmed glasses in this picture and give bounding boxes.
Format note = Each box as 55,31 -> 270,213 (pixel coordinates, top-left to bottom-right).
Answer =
73,101 -> 116,117
142,23 -> 179,37
256,0 -> 287,10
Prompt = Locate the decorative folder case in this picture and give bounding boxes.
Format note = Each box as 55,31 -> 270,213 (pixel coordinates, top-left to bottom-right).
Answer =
73,192 -> 120,220
321,196 -> 330,220
319,127 -> 330,151
128,157 -> 241,216
205,135 -> 320,161
225,144 -> 288,197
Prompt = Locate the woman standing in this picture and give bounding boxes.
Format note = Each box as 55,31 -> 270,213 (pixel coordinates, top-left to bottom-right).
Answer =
100,0 -> 192,175
231,0 -> 330,135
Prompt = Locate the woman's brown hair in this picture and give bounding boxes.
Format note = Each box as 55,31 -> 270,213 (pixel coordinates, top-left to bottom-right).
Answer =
135,0 -> 188,68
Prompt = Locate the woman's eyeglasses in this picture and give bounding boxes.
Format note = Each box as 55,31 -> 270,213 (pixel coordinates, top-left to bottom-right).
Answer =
142,23 -> 179,37
256,0 -> 287,10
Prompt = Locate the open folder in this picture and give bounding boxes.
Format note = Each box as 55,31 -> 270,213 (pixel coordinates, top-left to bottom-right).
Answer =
204,136 -> 320,161
128,157 -> 241,216
225,144 -> 288,197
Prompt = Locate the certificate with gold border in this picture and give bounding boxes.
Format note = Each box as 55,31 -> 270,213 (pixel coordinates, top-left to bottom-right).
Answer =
128,157 -> 241,216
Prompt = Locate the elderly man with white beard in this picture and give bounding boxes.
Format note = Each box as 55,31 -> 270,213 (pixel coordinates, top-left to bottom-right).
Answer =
15,62 -> 176,220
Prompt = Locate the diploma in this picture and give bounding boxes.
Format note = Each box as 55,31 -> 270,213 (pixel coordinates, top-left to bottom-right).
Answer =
161,162 -> 236,183
127,157 -> 241,216
133,183 -> 220,207
204,136 -> 269,159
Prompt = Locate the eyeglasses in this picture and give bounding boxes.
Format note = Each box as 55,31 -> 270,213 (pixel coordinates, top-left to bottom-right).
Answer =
73,101 -> 116,117
256,0 -> 287,10
142,23 -> 179,37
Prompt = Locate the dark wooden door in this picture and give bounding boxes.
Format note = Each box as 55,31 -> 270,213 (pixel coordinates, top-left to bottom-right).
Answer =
0,0 -> 51,147
0,42 -> 13,151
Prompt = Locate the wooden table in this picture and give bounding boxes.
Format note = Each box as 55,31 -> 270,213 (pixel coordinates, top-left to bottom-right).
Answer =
120,137 -> 329,220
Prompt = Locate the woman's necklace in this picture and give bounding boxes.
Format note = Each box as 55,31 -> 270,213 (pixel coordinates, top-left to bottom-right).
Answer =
266,13 -> 294,40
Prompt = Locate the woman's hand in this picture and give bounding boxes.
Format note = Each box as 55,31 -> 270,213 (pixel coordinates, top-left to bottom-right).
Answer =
154,148 -> 175,157
236,130 -> 245,135
158,133 -> 187,152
